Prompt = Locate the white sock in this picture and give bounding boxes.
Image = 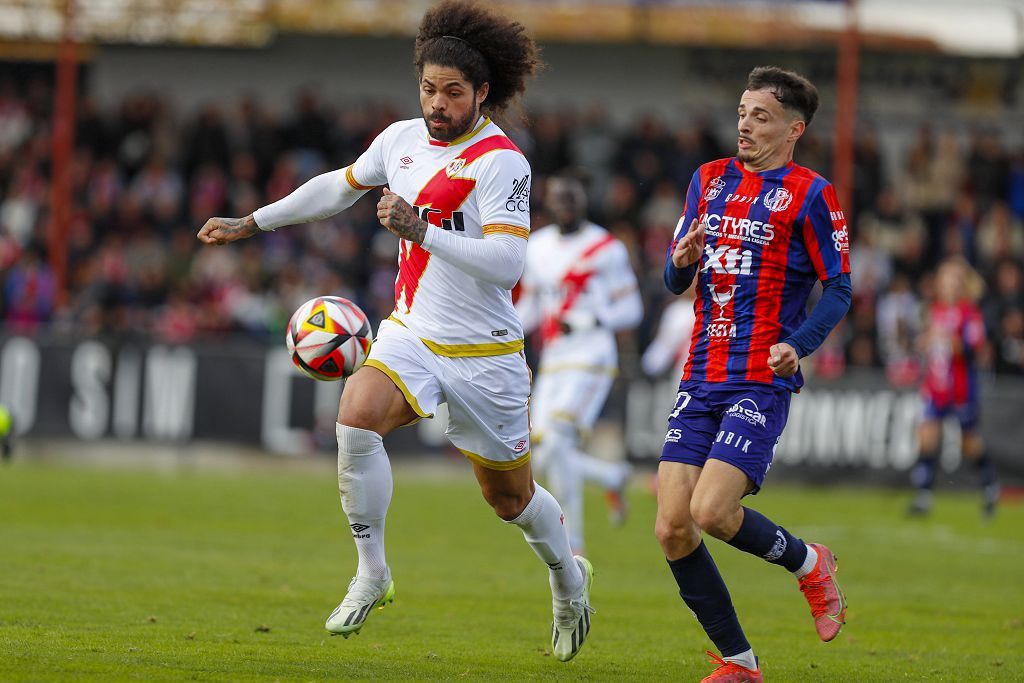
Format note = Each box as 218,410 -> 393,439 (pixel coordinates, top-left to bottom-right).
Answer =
724,649 -> 758,671
507,483 -> 584,600
336,423 -> 392,581
794,544 -> 818,579
543,429 -> 585,553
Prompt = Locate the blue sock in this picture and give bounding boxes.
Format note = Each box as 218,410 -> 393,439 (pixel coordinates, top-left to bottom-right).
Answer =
974,453 -> 996,489
666,541 -> 750,657
726,507 -> 808,573
911,453 -> 938,491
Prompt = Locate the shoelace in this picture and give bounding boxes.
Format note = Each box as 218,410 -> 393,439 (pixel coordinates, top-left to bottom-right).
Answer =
343,576 -> 386,606
705,650 -> 756,677
553,598 -> 596,628
799,572 -> 830,618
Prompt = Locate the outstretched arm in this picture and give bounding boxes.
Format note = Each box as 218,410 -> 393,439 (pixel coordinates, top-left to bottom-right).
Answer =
197,214 -> 260,245
196,167 -> 372,244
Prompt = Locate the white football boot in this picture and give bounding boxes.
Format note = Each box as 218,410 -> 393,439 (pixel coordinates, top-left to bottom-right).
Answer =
551,556 -> 595,662
325,573 -> 395,637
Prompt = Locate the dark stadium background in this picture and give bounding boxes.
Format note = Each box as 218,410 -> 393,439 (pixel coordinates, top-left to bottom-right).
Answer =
0,0 -> 1022,483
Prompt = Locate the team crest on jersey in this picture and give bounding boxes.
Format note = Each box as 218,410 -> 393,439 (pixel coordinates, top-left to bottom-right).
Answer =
704,176 -> 726,201
445,157 -> 466,178
763,187 -> 793,213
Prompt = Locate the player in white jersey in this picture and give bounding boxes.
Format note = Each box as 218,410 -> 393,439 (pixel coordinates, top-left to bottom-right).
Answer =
517,174 -> 643,554
196,1 -> 594,662
642,292 -> 697,380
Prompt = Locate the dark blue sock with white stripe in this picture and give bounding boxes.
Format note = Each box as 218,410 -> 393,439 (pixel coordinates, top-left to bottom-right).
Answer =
974,453 -> 996,489
726,507 -> 808,573
911,453 -> 938,491
666,541 -> 750,657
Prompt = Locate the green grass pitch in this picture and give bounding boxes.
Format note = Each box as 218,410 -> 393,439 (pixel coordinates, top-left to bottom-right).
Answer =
1,457 -> 1021,681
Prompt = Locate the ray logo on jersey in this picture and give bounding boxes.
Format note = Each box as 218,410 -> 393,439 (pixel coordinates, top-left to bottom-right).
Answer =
445,157 -> 466,178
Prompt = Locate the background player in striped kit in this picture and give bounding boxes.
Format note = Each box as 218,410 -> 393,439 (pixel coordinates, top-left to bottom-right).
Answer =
657,66 -> 852,682
517,173 -> 643,554
196,0 -> 594,662
908,257 -> 999,517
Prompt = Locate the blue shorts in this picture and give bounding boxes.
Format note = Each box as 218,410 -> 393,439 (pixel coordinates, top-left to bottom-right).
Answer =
922,397 -> 979,430
660,381 -> 792,493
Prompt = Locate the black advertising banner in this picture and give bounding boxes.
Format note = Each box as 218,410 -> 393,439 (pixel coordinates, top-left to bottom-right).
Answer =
2,335 -> 1021,482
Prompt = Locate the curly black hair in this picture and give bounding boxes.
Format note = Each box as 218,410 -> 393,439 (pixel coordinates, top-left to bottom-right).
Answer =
414,0 -> 542,120
747,66 -> 819,126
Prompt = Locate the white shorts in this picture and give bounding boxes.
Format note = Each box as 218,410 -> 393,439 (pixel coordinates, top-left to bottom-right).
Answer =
531,365 -> 615,438
364,319 -> 532,471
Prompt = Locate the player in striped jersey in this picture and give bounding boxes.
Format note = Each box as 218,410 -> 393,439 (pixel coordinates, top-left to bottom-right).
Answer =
196,0 -> 593,662
517,173 -> 643,554
656,67 -> 851,682
908,257 -> 998,517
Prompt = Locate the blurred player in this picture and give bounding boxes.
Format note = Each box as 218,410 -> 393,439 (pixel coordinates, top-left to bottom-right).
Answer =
908,257 -> 998,517
0,403 -> 13,462
642,291 -> 697,380
196,0 -> 594,661
516,173 -> 643,553
658,67 -> 851,682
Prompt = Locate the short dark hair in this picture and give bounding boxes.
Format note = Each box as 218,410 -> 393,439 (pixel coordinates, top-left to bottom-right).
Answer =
414,0 -> 542,120
746,66 -> 819,126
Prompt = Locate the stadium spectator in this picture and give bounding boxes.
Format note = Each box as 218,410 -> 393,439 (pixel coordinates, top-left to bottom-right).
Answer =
0,63 -> 1021,382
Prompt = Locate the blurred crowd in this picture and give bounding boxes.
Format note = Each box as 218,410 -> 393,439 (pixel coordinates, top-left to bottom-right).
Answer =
1,73 -> 1023,379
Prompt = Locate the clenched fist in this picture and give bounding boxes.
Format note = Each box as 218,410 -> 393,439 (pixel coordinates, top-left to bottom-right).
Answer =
767,342 -> 799,378
197,215 -> 259,245
377,188 -> 427,244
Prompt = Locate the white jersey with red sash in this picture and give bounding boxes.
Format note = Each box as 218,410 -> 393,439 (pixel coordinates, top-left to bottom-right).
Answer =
348,116 -> 531,357
522,222 -> 635,372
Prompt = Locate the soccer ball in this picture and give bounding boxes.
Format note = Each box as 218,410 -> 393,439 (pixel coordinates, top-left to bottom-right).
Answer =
286,296 -> 372,381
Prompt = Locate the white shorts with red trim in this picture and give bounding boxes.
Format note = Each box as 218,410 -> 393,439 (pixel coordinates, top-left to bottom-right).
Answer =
364,319 -> 532,471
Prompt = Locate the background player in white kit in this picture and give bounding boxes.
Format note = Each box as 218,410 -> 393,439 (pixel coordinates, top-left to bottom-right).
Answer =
642,292 -> 697,380
517,173 -> 643,554
195,0 -> 594,662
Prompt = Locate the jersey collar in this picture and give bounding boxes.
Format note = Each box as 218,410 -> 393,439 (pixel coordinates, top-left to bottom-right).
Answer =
731,158 -> 795,179
427,116 -> 491,147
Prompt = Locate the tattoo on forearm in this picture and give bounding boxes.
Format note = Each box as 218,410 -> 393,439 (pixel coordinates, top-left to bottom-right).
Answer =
221,215 -> 259,239
388,204 -> 428,244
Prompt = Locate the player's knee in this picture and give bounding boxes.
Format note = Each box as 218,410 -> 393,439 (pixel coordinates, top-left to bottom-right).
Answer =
689,498 -> 728,535
485,490 -> 531,521
654,515 -> 700,556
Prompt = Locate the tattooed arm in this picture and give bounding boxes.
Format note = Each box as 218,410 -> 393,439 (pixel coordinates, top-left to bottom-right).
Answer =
376,188 -> 427,243
196,215 -> 260,245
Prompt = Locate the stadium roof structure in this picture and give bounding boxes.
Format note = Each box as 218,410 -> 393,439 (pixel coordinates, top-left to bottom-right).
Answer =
0,0 -> 1019,56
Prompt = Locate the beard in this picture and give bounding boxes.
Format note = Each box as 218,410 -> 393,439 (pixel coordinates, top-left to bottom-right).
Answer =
425,103 -> 479,143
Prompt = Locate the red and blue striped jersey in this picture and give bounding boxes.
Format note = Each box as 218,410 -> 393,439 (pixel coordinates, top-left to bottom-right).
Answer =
670,158 -> 851,391
922,300 -> 985,407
